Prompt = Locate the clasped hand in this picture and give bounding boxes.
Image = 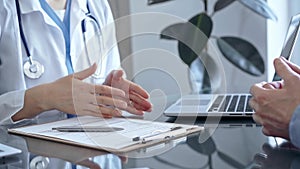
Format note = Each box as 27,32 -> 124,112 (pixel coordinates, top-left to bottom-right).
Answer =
48,64 -> 152,118
249,57 -> 300,139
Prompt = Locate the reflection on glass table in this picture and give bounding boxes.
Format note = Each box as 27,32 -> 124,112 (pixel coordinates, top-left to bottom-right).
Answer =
1,125 -> 125,169
3,118 -> 300,169
0,143 -> 22,158
0,143 -> 22,169
253,142 -> 300,169
124,124 -> 268,169
21,133 -> 186,169
153,129 -> 260,169
0,156 -> 23,169
24,136 -> 118,169
15,134 -> 184,169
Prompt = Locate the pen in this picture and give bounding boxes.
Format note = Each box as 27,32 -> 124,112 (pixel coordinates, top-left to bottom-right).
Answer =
52,126 -> 124,132
132,126 -> 183,142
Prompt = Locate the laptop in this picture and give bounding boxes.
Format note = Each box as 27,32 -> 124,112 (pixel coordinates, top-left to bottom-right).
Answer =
164,14 -> 300,117
0,143 -> 21,158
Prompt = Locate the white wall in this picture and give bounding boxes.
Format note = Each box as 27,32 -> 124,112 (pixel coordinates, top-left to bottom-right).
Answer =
128,0 -> 202,97
267,1 -> 289,81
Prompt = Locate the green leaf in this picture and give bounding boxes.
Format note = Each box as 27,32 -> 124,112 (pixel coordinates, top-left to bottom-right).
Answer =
176,13 -> 213,66
217,37 -> 265,76
160,23 -> 186,40
238,0 -> 277,21
147,0 -> 173,5
214,0 -> 236,13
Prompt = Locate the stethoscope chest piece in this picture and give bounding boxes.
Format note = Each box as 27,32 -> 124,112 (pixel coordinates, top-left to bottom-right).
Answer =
23,58 -> 44,79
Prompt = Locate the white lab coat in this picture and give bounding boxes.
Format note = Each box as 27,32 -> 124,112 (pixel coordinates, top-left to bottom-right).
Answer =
0,0 -> 121,125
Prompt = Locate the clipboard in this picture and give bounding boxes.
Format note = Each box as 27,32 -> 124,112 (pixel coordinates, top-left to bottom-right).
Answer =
8,116 -> 203,154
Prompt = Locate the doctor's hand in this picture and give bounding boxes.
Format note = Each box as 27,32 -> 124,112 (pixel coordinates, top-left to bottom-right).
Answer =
12,64 -> 131,121
50,64 -> 137,118
103,70 -> 152,115
249,57 -> 300,139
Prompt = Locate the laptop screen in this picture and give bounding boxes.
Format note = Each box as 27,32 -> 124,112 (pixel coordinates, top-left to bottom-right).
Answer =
273,14 -> 300,81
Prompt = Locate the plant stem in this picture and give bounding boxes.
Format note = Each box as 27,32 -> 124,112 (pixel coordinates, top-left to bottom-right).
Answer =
203,0 -> 208,13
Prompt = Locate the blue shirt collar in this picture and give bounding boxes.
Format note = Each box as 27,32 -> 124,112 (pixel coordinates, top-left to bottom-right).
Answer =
18,0 -> 88,14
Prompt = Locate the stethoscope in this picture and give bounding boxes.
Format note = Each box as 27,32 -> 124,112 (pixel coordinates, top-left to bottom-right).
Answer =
16,0 -> 103,79
81,11 -> 104,79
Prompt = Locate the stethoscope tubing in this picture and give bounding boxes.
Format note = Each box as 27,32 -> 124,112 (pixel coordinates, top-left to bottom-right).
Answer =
81,13 -> 105,79
16,0 -> 45,79
16,0 -> 103,80
15,0 -> 31,59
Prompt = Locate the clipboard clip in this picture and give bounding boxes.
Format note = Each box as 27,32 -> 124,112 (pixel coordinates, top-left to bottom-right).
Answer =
132,126 -> 184,144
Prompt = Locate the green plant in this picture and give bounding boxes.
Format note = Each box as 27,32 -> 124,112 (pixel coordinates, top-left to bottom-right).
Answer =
147,0 -> 277,92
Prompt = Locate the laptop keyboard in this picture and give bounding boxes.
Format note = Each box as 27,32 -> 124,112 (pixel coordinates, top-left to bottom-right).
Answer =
208,94 -> 253,112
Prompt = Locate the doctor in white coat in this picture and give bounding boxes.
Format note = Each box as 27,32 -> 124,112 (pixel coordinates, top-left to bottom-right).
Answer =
0,0 -> 152,125
0,0 -> 152,168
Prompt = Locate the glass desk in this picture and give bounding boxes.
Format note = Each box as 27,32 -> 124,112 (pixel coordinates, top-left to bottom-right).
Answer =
1,118 -> 300,169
